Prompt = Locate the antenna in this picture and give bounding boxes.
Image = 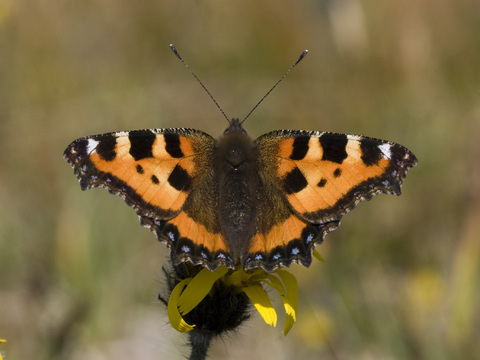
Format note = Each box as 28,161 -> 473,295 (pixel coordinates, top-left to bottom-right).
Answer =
170,45 -> 308,124
170,44 -> 230,123
241,49 -> 308,124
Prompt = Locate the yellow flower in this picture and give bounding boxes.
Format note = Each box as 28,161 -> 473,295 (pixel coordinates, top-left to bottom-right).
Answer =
167,253 -> 323,336
0,339 -> 6,360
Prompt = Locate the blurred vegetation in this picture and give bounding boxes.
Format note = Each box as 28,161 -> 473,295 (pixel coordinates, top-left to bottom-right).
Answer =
1,0 -> 479,359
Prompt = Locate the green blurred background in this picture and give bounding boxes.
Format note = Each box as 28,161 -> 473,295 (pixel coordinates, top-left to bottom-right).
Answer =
1,1 -> 479,359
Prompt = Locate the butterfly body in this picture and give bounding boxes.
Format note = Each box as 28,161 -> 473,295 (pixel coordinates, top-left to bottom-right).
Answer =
215,119 -> 260,260
64,118 -> 417,272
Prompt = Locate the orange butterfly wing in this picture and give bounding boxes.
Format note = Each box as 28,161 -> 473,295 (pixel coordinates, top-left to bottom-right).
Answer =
64,129 -> 235,270
243,130 -> 417,271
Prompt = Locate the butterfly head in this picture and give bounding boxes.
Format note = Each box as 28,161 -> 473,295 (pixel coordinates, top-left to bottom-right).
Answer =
224,118 -> 247,136
216,118 -> 256,174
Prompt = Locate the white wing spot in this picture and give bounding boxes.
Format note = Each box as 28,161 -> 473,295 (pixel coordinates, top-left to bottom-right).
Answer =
378,143 -> 392,159
348,134 -> 363,141
86,138 -> 99,154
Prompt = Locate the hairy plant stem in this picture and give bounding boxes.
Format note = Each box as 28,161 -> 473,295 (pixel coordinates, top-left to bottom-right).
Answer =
188,331 -> 213,360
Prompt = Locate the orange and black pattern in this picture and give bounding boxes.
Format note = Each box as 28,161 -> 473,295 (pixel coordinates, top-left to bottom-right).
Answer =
64,119 -> 417,272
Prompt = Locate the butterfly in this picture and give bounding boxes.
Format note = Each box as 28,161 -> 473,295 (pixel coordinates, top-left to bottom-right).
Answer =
64,116 -> 417,272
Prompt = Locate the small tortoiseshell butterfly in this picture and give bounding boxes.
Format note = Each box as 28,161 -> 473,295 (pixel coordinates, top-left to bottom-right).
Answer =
64,48 -> 417,272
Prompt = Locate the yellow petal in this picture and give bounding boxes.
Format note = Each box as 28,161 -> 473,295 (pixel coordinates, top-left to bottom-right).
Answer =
248,269 -> 271,283
313,250 -> 325,263
243,283 -> 277,327
222,266 -> 249,286
0,339 -> 5,360
275,269 -> 298,335
168,278 -> 195,332
222,269 -> 243,286
263,274 -> 287,302
224,267 -> 267,287
265,277 -> 292,320
178,266 -> 229,315
263,274 -> 295,332
275,269 -> 298,310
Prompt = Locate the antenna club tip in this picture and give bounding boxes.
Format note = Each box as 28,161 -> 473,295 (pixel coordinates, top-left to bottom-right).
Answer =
170,44 -> 182,59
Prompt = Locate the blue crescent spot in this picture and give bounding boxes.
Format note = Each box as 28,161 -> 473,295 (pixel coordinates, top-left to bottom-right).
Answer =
306,233 -> 314,243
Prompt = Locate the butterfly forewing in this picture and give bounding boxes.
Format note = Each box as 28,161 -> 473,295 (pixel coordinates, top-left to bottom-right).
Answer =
257,130 -> 418,224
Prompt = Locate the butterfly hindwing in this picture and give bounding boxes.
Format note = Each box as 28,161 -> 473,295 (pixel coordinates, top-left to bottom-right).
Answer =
141,210 -> 236,270
243,213 -> 340,271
